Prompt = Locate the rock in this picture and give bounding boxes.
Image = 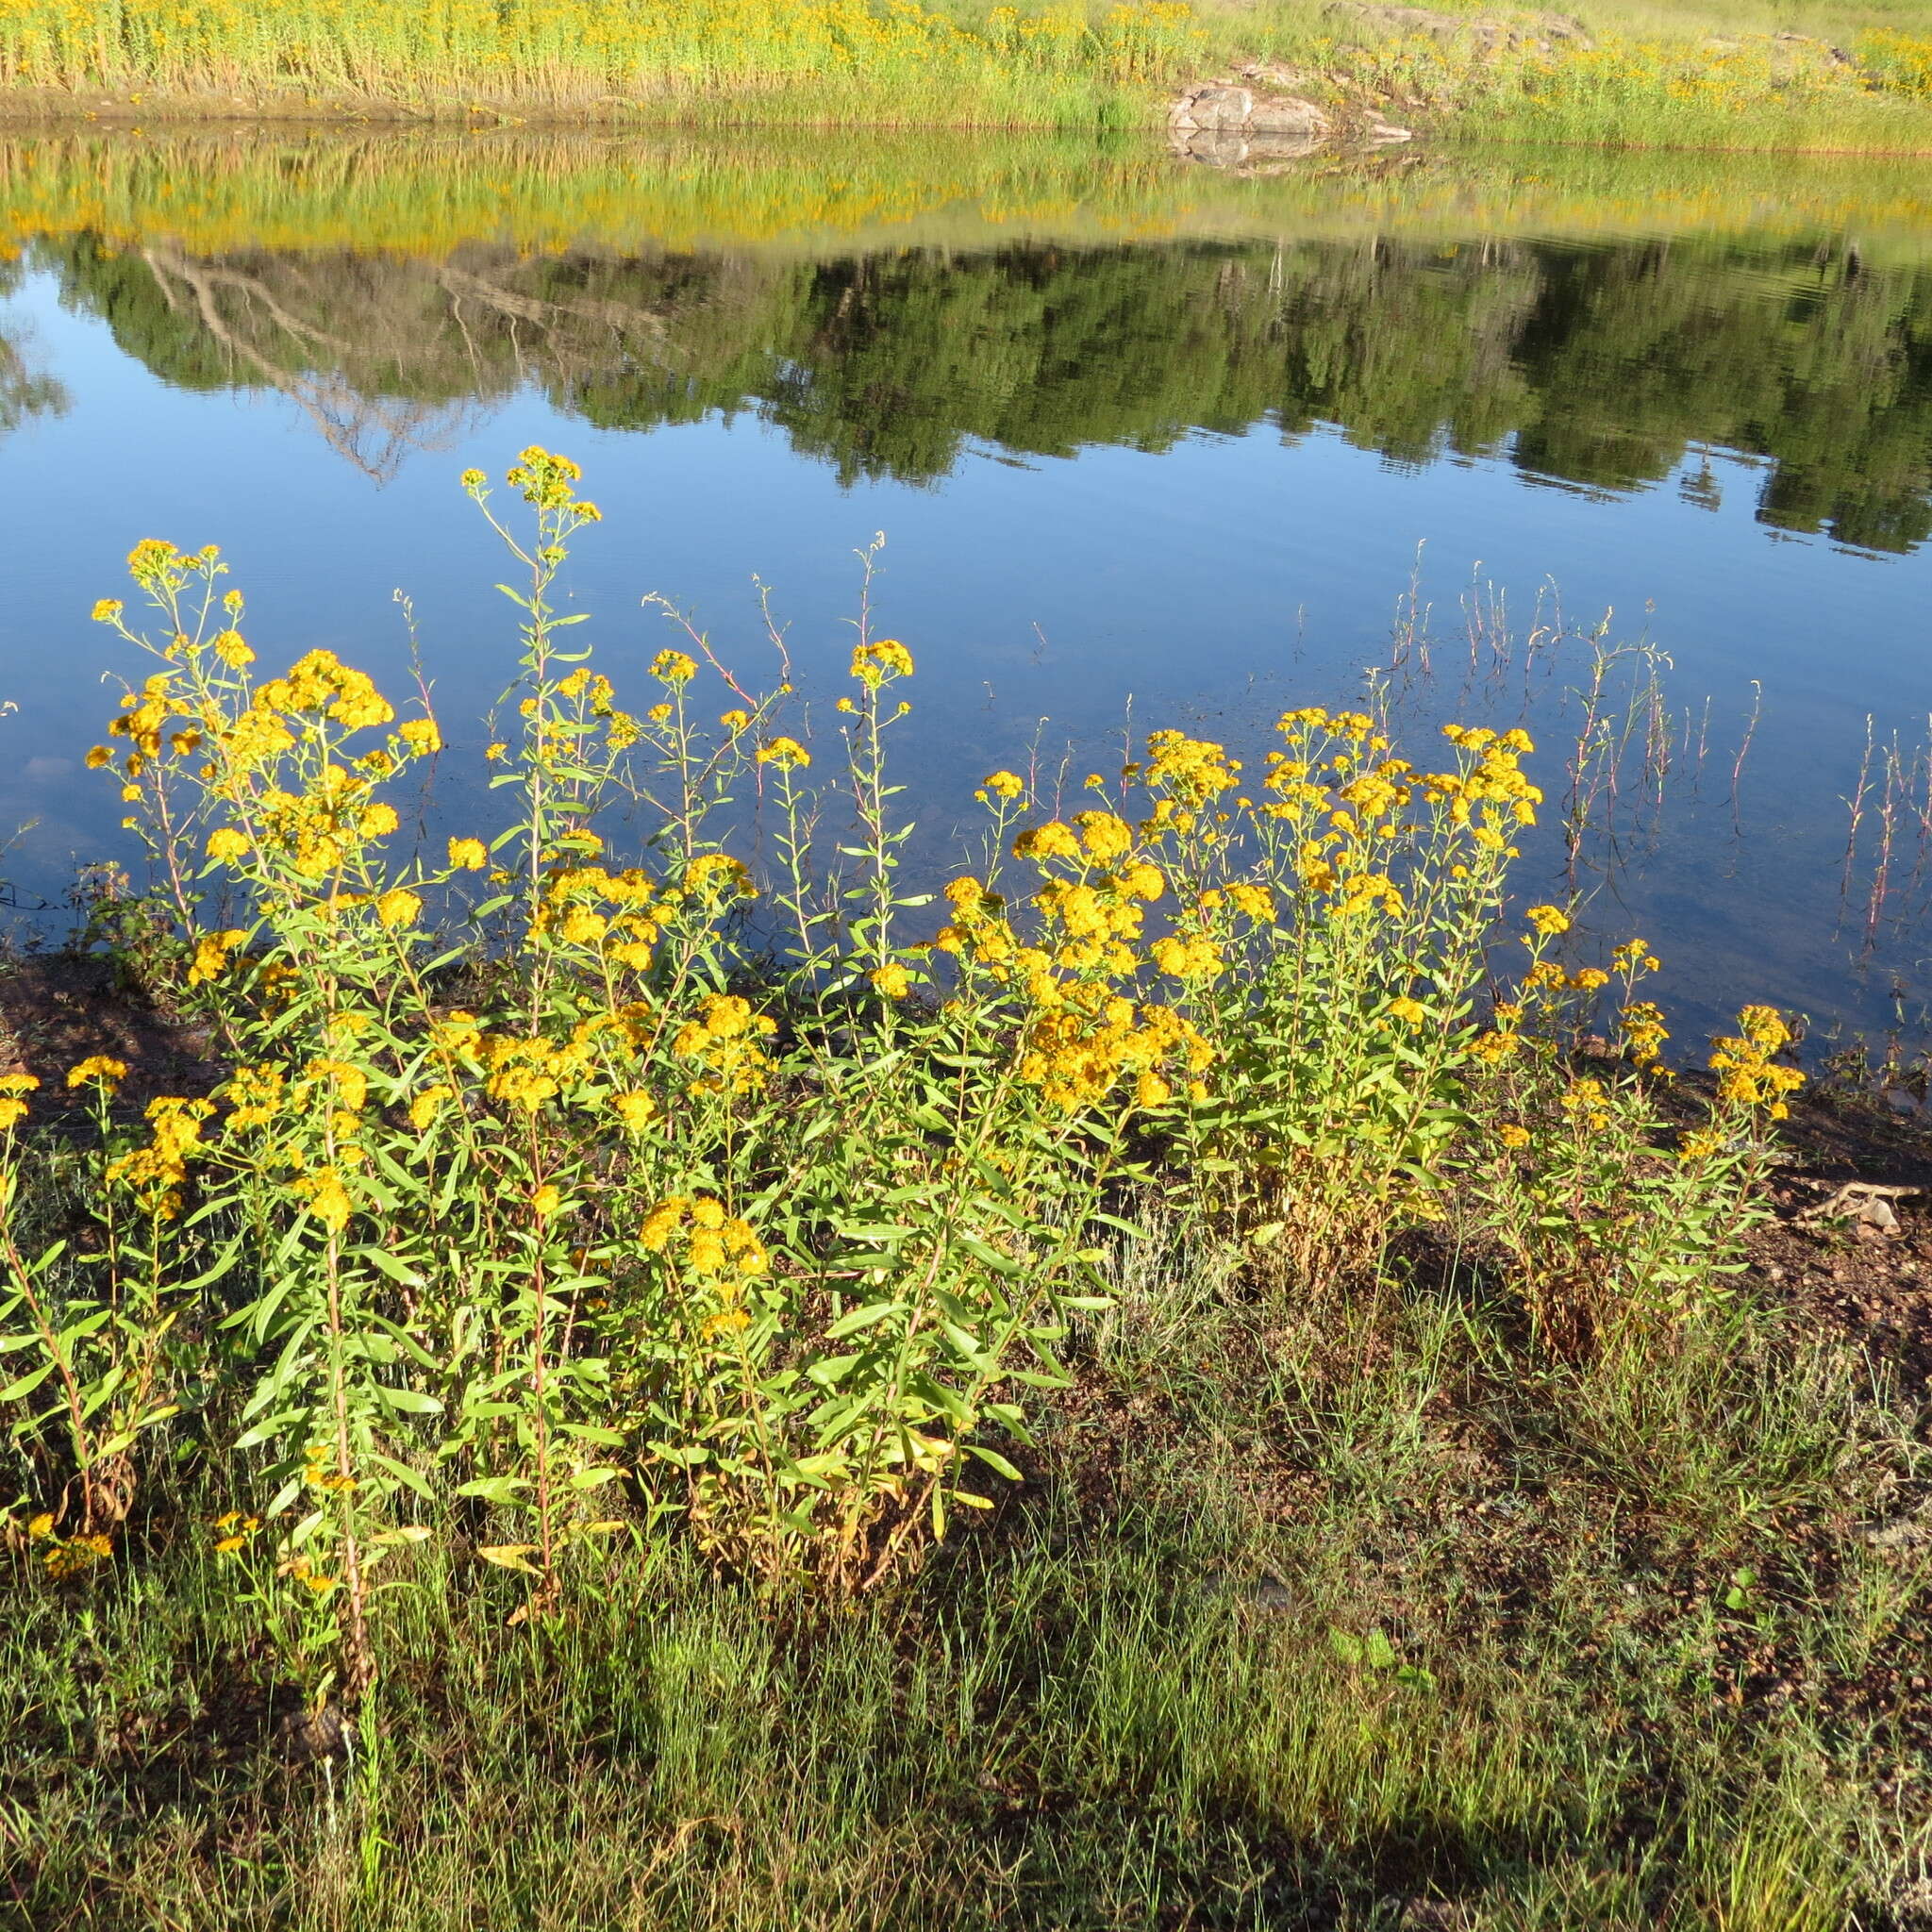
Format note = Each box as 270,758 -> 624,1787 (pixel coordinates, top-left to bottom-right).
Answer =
275,1703 -> 354,1765
1864,1498 -> 1932,1552
1246,94 -> 1330,136
1366,122 -> 1414,141
1169,82 -> 1252,132
1169,80 -> 1335,164
1774,28 -> 1853,66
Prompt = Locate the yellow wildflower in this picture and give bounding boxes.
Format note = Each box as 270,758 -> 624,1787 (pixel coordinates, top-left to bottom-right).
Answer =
850,639 -> 915,683
66,1056 -> 128,1094
375,889 -> 422,930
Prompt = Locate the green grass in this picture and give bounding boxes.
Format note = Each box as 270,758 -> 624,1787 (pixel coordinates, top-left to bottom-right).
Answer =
0,0 -> 1930,151
8,1229 -> 1926,1929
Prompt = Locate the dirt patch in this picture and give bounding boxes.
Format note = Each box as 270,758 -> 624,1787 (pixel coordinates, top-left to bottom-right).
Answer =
0,951 -> 222,1119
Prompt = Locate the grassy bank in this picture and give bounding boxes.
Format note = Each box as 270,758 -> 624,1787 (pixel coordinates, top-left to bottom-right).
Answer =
4,453 -> 1931,1924
9,1236 -> 1930,1929
0,0 -> 1930,149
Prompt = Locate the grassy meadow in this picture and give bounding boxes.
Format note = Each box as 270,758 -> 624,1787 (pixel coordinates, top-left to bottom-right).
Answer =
0,0 -> 1926,148
3,452 -> 1930,1926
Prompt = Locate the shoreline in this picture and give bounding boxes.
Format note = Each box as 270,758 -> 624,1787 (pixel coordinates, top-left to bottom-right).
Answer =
2,95 -> 1931,159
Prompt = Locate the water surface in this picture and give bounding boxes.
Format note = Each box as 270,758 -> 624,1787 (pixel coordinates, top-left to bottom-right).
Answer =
3,131 -> 1929,1046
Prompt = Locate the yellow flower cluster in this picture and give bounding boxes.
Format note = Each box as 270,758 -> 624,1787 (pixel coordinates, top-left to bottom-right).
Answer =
187,926 -> 248,987
639,1193 -> 770,1337
532,860 -> 661,970
507,444 -> 597,516
757,736 -> 811,771
1559,1076 -> 1610,1133
672,993 -> 778,1096
291,1166 -> 357,1234
1708,1006 -> 1805,1120
27,1512 -> 115,1578
850,638 -> 915,684
223,1062 -> 286,1132
253,650 -> 393,732
1620,1001 -> 1670,1066
1017,996 -> 1211,1113
0,1072 -> 38,1134
211,1510 -> 262,1557
66,1055 -> 129,1094
106,1096 -> 214,1220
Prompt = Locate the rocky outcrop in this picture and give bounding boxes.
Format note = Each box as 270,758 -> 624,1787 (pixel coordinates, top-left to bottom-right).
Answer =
1168,82 -> 1329,139
1167,76 -> 1409,166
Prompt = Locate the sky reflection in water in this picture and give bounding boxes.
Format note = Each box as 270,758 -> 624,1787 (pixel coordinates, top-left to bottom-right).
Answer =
2,136 -> 1929,1048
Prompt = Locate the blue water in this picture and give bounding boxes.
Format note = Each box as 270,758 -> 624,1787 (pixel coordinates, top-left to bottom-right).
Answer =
3,189 -> 1930,1051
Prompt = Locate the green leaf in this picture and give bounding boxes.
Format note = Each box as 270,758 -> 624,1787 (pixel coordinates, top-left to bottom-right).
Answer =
455,1475 -> 531,1504
825,1301 -> 904,1341
374,1385 -> 444,1417
964,1443 -> 1023,1482
368,1453 -> 438,1502
0,1360 -> 57,1404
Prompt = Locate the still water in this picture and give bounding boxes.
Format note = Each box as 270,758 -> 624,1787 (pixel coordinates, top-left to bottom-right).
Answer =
2,131 -> 1929,1045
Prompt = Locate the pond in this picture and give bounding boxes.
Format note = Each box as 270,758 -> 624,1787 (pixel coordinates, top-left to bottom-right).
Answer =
2,129 -> 1929,1052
